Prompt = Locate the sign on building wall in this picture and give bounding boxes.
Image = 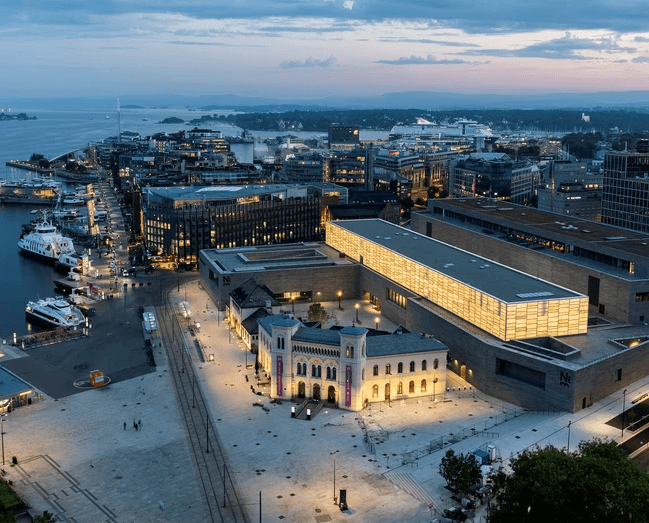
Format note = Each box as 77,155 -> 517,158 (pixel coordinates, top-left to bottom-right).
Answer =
277,356 -> 283,396
345,365 -> 352,407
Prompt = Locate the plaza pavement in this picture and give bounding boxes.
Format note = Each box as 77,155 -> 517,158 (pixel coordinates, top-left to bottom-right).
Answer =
1,176 -> 647,521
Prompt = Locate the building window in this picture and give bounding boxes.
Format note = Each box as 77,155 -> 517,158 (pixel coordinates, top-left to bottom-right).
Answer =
362,368 -> 365,381
386,364 -> 391,375
346,345 -> 354,358
297,363 -> 302,375
372,385 -> 379,397
422,360 -> 427,371
409,381 -> 415,393
410,361 -> 415,372
373,365 -> 379,376
397,382 -> 403,394
312,364 -> 317,377
421,379 -> 427,392
385,287 -> 407,309
616,368 -> 622,382
317,365 -> 322,378
327,367 -> 331,380
332,367 -> 337,380
636,292 -> 649,302
398,362 -> 403,373
434,358 -> 439,370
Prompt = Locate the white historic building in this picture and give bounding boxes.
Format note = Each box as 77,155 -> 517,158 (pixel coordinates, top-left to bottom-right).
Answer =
258,313 -> 447,411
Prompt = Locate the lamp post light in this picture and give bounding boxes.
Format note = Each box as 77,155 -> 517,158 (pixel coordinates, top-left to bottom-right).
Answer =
291,297 -> 295,313
622,389 -> 628,437
375,317 -> 380,331
355,304 -> 360,324
1,414 -> 6,466
567,421 -> 572,453
433,376 -> 438,402
330,450 -> 340,504
337,291 -> 342,310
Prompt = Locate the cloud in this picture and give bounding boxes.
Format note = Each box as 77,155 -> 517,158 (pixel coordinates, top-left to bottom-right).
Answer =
634,36 -> 649,42
631,56 -> 649,63
5,0 -> 649,35
378,37 -> 480,47
376,54 -> 472,65
462,32 -> 635,60
280,56 -> 337,68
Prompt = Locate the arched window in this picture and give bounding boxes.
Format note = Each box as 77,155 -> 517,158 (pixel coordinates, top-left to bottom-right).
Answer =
397,382 -> 403,395
373,365 -> 379,376
409,381 -> 415,393
277,336 -> 281,349
350,346 -> 354,358
372,384 -> 379,397
317,365 -> 322,378
362,343 -> 365,357
332,367 -> 337,380
312,364 -> 317,377
361,368 -> 364,381
398,362 -> 403,373
421,379 -> 427,392
386,364 -> 391,375
434,358 -> 439,370
296,363 -> 301,375
326,367 -> 331,379
346,345 -> 350,358
422,360 -> 427,371
410,361 -> 415,372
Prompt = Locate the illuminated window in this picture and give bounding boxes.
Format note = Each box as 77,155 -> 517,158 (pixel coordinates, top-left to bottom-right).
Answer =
397,382 -> 403,394
372,385 -> 379,397
373,365 -> 379,376
421,379 -> 427,392
386,364 -> 391,375
409,381 -> 415,393
422,360 -> 427,371
434,358 -> 439,370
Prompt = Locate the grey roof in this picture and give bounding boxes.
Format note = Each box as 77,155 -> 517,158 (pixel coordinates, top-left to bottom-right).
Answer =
258,315 -> 301,333
340,326 -> 368,336
229,278 -> 280,309
329,219 -> 583,304
367,333 -> 446,357
241,308 -> 272,334
0,366 -> 33,398
293,326 -> 342,346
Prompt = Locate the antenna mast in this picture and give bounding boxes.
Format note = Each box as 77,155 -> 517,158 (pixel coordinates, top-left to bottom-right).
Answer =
117,97 -> 121,143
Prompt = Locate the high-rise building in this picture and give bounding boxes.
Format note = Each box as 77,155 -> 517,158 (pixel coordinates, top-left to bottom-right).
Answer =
602,140 -> 649,232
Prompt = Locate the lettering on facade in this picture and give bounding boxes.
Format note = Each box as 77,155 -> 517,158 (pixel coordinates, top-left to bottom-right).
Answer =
560,371 -> 571,388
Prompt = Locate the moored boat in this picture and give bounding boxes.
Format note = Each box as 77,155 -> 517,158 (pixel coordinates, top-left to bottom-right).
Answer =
25,297 -> 85,329
17,220 -> 76,263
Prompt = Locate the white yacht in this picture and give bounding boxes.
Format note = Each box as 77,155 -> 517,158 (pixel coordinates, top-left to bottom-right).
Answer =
25,298 -> 85,329
18,221 -> 76,263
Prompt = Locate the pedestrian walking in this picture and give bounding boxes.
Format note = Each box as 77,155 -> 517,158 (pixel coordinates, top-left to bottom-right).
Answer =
123,421 -> 126,430
138,419 -> 142,429
133,419 -> 138,431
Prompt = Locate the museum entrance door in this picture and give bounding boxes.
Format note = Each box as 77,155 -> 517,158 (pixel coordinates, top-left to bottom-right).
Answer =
297,382 -> 305,399
327,386 -> 336,404
313,383 -> 321,401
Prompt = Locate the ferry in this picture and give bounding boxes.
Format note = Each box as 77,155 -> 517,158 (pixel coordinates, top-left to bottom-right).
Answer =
17,220 -> 76,263
25,298 -> 85,329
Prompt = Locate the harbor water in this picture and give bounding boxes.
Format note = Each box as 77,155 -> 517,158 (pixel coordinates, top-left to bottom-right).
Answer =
0,104 -> 388,338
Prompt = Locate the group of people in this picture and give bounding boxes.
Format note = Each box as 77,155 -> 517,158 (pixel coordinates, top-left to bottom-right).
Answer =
123,419 -> 142,431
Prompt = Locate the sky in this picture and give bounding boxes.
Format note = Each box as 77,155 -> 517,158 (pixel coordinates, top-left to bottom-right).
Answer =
3,0 -> 649,100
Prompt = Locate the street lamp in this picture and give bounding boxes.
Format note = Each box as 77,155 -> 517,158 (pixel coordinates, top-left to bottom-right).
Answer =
1,414 -> 6,466
433,376 -> 438,402
375,317 -> 380,331
567,421 -> 572,453
622,389 -> 628,437
337,291 -> 342,310
330,450 -> 340,504
355,304 -> 360,324
291,297 -> 295,313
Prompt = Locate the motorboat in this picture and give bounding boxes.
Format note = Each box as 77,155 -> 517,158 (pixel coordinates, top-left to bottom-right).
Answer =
25,297 -> 85,329
55,252 -> 90,274
18,220 -> 76,263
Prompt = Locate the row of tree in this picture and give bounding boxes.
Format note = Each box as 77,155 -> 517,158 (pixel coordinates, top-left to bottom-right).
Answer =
439,440 -> 649,522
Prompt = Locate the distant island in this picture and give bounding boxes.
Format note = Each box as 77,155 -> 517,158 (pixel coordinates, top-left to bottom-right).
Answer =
159,117 -> 184,124
122,104 -> 144,109
0,112 -> 36,121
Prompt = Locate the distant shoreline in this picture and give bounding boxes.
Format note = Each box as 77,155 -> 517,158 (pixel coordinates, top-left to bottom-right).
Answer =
0,112 -> 36,121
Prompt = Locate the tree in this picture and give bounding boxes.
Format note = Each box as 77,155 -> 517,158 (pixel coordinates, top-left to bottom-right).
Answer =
307,303 -> 328,322
439,449 -> 481,494
33,512 -> 57,523
489,439 -> 649,523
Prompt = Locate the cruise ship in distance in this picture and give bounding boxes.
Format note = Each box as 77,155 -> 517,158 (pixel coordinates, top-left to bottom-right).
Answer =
390,118 -> 493,139
18,220 -> 76,263
25,298 -> 85,329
